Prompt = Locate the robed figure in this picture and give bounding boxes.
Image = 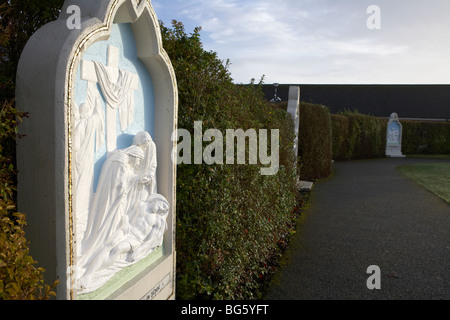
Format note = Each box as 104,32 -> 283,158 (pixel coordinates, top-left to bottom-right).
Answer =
77,133 -> 169,294
72,82 -> 105,243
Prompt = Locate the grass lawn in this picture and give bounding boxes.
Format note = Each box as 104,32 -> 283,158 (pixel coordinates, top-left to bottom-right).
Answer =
406,154 -> 450,160
398,162 -> 450,204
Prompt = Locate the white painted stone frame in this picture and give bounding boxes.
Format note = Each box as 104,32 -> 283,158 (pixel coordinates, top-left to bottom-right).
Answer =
16,0 -> 178,300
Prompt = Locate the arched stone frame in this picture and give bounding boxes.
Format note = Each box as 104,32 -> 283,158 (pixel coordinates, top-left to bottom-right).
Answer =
16,0 -> 177,300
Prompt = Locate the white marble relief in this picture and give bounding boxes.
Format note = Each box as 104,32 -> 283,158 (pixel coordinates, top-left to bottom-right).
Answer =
387,127 -> 400,144
81,45 -> 139,154
73,45 -> 168,294
72,81 -> 105,242
77,142 -> 168,293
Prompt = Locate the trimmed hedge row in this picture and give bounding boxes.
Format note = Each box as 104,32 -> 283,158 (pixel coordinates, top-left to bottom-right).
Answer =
162,22 -> 299,300
402,120 -> 450,155
331,111 -> 387,161
300,104 -> 450,182
298,102 -> 333,181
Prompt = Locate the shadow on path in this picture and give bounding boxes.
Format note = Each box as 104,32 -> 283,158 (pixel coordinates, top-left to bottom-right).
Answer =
266,157 -> 450,300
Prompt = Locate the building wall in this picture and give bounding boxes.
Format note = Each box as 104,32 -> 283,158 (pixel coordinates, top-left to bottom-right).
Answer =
262,84 -> 450,121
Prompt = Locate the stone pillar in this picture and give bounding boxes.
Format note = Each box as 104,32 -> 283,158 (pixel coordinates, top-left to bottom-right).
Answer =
287,86 -> 300,160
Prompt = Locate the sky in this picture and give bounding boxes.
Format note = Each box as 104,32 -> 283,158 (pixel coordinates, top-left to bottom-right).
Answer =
152,0 -> 450,85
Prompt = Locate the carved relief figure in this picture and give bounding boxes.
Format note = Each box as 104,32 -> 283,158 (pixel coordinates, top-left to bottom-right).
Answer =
72,82 -> 105,242
73,45 -> 168,294
77,142 -> 169,292
132,131 -> 157,197
81,45 -> 139,154
387,127 -> 400,144
80,145 -> 147,261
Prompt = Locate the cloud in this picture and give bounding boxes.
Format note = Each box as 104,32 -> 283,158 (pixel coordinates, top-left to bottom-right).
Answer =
153,0 -> 450,84
175,0 -> 301,44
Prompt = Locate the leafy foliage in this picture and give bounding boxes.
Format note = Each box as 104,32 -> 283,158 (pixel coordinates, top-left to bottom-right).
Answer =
330,110 -> 450,159
331,110 -> 387,161
402,120 -> 450,155
0,0 -> 65,97
0,100 -> 58,299
0,1 -> 63,300
298,102 -> 333,181
161,21 -> 299,299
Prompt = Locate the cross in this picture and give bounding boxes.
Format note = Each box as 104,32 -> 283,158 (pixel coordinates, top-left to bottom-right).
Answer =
81,45 -> 139,154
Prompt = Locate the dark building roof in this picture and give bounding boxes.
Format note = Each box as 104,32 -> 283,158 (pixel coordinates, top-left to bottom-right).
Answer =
261,84 -> 450,121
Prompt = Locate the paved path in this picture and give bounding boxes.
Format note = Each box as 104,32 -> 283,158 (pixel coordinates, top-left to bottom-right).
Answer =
266,157 -> 450,300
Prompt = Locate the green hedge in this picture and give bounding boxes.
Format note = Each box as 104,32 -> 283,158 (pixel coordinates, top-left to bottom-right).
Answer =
1,1 -> 66,299
162,22 -> 299,300
331,111 -> 387,161
330,113 -> 450,158
402,120 -> 450,155
330,114 -> 351,161
298,102 -> 332,181
0,100 -> 58,299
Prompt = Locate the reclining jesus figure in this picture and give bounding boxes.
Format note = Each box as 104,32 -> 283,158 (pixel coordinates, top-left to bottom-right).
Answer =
77,132 -> 169,294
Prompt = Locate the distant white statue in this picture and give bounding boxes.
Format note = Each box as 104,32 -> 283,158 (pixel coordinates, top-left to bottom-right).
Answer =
77,133 -> 169,294
386,112 -> 405,157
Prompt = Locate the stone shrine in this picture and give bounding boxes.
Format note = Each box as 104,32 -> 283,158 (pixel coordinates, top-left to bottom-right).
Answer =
385,112 -> 405,157
16,0 -> 178,300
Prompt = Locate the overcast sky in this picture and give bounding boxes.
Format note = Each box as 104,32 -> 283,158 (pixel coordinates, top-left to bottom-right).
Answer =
152,0 -> 450,85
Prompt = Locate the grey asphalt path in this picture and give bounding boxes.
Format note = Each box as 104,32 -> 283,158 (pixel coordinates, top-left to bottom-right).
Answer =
266,157 -> 450,300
